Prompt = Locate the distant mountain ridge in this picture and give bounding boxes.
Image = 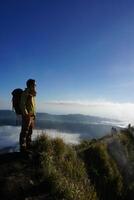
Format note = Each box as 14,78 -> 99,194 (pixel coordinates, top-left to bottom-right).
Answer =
0,109 -> 120,123
0,110 -> 124,139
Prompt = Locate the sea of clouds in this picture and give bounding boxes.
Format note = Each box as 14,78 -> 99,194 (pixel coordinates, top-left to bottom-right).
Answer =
0,126 -> 81,152
39,100 -> 134,124
0,119 -> 128,152
2,99 -> 134,124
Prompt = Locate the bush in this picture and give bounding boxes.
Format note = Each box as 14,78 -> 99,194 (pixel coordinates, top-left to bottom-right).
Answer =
32,134 -> 97,200
83,142 -> 123,200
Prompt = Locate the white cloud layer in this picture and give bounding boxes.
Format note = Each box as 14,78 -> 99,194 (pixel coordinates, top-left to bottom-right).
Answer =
39,100 -> 134,123
0,126 -> 80,150
1,98 -> 134,124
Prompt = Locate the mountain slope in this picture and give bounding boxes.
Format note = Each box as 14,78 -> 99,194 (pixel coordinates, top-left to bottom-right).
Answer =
0,128 -> 134,200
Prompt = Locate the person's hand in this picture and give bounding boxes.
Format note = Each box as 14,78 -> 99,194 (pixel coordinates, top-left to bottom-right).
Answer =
24,114 -> 31,120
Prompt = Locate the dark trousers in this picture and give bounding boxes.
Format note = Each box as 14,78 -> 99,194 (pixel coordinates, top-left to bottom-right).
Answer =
19,115 -> 35,151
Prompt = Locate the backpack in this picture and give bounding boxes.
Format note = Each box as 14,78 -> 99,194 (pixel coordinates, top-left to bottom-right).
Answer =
11,88 -> 23,115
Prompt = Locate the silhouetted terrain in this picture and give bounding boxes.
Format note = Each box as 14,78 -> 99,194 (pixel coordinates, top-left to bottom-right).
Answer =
0,127 -> 134,200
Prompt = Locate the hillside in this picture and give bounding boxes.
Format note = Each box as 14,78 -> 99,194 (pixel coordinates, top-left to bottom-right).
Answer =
0,127 -> 134,200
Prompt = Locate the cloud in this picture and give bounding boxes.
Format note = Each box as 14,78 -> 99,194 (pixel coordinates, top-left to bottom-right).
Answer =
0,126 -> 80,150
33,129 -> 80,145
39,100 -> 134,123
0,126 -> 20,148
1,96 -> 134,124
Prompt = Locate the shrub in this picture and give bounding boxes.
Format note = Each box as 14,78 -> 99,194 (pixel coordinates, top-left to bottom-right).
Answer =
32,134 -> 97,200
83,142 -> 123,200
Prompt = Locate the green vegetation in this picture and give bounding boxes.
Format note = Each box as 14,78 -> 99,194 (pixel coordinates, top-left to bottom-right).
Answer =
0,129 -> 134,199
82,142 -> 123,200
32,135 -> 97,200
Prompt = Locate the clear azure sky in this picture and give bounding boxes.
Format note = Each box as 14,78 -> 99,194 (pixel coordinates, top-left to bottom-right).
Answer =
1,0 -> 134,121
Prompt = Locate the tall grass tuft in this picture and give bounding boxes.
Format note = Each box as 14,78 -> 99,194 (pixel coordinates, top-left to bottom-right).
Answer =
32,134 -> 97,200
83,142 -> 123,200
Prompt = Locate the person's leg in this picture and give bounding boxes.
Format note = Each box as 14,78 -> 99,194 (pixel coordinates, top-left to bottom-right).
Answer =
26,124 -> 32,149
26,116 -> 35,149
19,116 -> 30,152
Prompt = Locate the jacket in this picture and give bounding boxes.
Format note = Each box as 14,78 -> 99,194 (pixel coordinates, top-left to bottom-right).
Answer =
20,88 -> 36,116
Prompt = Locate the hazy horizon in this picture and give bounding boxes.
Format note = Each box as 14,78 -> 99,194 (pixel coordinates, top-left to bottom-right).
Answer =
1,100 -> 134,124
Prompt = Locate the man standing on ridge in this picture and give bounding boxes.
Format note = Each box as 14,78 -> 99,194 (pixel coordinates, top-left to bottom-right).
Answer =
19,79 -> 36,153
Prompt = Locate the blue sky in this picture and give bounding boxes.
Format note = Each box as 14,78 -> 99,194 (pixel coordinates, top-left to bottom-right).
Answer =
1,0 -> 134,121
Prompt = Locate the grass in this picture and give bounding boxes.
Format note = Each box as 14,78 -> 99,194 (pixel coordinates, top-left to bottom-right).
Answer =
82,141 -> 123,200
1,129 -> 134,199
32,134 -> 97,200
